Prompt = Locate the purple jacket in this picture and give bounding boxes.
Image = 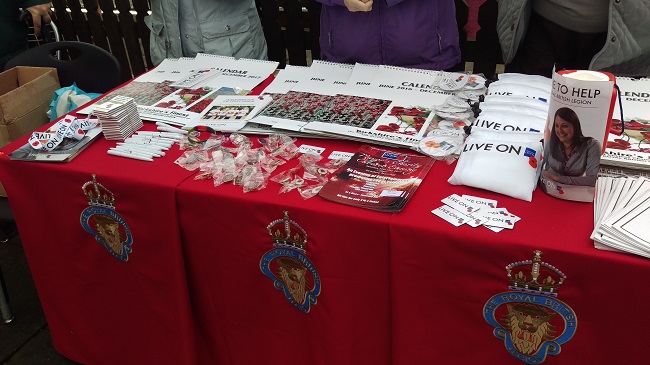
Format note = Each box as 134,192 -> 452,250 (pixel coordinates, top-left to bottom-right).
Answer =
315,0 -> 461,70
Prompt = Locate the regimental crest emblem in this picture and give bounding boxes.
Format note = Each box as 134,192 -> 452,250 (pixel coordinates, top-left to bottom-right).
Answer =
80,174 -> 133,262
260,211 -> 321,313
484,251 -> 577,364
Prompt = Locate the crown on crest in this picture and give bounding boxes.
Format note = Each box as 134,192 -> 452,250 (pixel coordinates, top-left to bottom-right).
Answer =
82,174 -> 115,209
506,250 -> 566,297
267,211 -> 307,252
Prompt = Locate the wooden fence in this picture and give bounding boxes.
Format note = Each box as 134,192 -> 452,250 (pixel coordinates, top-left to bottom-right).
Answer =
46,0 -> 503,83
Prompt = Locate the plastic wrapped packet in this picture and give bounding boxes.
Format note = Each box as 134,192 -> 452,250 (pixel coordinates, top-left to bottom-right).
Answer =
174,148 -> 209,170
271,166 -> 305,194
194,160 -> 217,180
298,184 -> 324,199
259,134 -> 296,154
219,151 -> 237,184
242,168 -> 268,193
229,133 -> 252,148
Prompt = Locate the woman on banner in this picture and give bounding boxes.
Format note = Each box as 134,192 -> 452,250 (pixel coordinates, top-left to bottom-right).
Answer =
314,0 -> 461,70
542,107 -> 601,187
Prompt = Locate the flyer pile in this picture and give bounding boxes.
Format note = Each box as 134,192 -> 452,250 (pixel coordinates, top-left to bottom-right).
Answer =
432,194 -> 521,232
592,175 -> 650,258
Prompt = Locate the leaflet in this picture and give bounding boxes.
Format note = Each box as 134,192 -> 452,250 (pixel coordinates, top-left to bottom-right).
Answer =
318,144 -> 434,212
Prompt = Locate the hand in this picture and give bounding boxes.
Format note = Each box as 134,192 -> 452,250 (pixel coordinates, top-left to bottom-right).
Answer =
344,0 -> 373,12
27,3 -> 52,37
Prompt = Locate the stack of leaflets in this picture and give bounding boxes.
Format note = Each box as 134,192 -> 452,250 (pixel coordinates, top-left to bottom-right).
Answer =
592,175 -> 650,258
93,96 -> 142,140
318,144 -> 434,212
432,194 -> 521,232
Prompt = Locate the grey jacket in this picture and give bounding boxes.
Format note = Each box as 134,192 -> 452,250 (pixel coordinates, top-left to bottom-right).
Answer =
144,0 -> 268,66
497,0 -> 650,76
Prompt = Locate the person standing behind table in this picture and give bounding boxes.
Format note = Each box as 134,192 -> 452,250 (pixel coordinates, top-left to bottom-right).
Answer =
144,0 -> 268,66
315,0 -> 461,70
0,0 -> 52,69
542,107 -> 601,187
497,0 -> 650,77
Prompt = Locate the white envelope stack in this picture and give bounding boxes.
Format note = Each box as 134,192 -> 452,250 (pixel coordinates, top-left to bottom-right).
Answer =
592,175 -> 650,258
93,95 -> 142,140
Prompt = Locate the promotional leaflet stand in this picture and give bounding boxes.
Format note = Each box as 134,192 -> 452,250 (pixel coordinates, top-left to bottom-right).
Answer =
539,70 -> 617,202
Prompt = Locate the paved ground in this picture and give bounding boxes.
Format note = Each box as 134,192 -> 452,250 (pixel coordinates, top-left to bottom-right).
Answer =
0,222 -> 79,365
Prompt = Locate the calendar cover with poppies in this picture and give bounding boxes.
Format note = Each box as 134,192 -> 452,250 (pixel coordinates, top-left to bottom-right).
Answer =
302,65 -> 451,148
600,77 -> 650,171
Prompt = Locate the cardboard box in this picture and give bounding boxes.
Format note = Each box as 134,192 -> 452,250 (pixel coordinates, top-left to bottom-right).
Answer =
0,66 -> 60,196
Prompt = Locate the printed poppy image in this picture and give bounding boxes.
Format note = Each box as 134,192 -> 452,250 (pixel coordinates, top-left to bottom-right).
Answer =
377,104 -> 431,135
609,119 -> 622,134
424,140 -> 441,149
606,138 -> 631,150
453,121 -> 467,128
605,118 -> 650,153
529,156 -> 538,169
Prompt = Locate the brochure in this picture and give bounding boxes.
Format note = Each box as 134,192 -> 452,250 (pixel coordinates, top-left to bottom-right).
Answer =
318,144 -> 434,212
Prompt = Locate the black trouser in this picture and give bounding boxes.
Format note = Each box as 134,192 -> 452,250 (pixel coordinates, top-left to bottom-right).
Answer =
506,11 -> 607,77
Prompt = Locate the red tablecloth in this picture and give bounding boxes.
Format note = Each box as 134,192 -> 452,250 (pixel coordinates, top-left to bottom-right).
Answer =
389,162 -> 650,364
176,138 -> 392,365
2,77 -> 650,364
0,126 -> 199,365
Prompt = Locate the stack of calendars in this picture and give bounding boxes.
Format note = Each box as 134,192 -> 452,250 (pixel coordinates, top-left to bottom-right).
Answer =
318,145 -> 434,212
79,54 -> 280,127
252,61 -> 486,149
592,175 -> 650,258
600,77 -> 650,172
79,55 -> 486,150
93,96 -> 142,140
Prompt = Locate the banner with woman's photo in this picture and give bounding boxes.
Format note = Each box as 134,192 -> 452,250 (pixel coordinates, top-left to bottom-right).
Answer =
540,69 -> 617,202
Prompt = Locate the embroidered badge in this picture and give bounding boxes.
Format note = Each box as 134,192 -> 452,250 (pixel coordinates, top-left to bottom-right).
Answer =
80,174 -> 133,262
260,211 -> 321,313
484,250 -> 577,364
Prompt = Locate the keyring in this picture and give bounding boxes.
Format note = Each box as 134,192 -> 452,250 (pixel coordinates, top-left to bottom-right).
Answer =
187,125 -> 217,145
